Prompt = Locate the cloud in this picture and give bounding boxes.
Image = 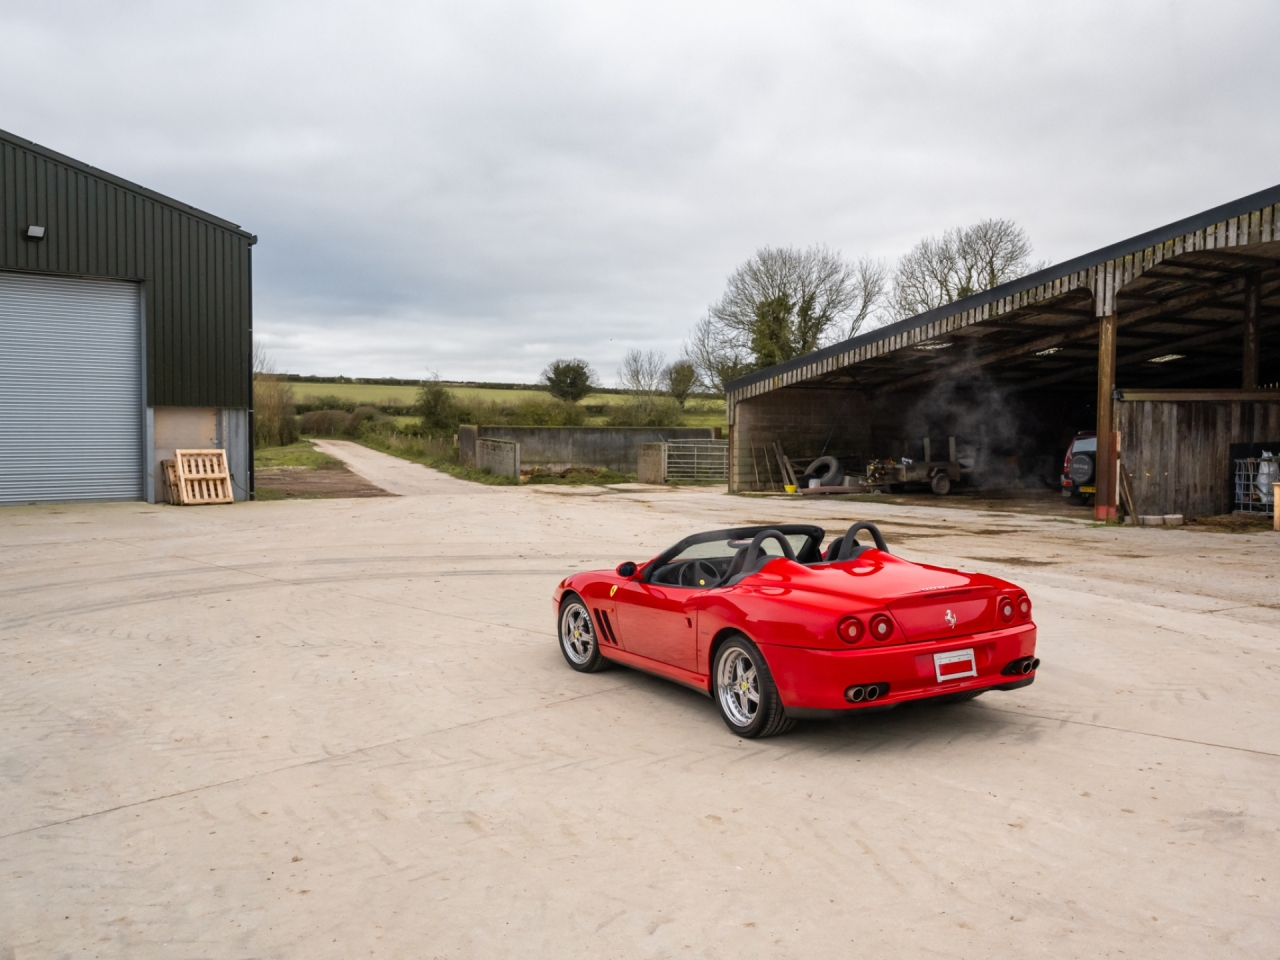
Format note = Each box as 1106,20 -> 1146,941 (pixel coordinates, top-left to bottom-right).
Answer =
2,0 -> 1278,382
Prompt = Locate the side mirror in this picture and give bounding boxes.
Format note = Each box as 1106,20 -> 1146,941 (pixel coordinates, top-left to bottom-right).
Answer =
616,561 -> 637,578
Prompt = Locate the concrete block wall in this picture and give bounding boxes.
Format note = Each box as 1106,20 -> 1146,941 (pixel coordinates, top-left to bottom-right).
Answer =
730,388 -> 870,492
458,425 -> 478,468
637,443 -> 665,483
473,426 -> 716,472
476,438 -> 520,479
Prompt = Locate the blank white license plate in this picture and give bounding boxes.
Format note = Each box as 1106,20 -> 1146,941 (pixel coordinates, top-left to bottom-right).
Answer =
934,648 -> 977,683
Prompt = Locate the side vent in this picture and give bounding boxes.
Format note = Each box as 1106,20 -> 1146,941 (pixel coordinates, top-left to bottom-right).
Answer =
593,608 -> 618,645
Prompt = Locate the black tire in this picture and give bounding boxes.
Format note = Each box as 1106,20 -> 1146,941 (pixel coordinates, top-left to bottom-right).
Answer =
804,456 -> 846,488
558,592 -> 609,673
712,635 -> 794,738
930,472 -> 952,496
933,690 -> 984,704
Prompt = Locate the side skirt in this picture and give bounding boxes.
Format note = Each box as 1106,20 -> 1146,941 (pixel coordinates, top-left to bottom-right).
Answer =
600,647 -> 711,697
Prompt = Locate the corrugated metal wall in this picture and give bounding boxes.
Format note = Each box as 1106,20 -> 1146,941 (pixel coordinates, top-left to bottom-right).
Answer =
0,129 -> 253,408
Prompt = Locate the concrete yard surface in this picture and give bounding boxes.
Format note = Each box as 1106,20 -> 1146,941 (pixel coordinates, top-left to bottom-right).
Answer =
1,441 -> 1278,959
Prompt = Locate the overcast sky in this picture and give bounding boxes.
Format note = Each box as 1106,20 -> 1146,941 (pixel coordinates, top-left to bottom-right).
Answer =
3,1 -> 1278,383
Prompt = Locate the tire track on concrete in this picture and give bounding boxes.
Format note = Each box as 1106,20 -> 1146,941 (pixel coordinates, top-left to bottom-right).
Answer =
0,684 -> 630,841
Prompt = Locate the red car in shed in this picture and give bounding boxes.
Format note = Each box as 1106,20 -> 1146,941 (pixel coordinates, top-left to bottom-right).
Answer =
553,523 -> 1039,737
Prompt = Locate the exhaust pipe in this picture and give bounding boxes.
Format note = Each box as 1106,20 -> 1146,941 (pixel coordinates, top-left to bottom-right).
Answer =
1001,656 -> 1041,677
865,684 -> 880,701
848,686 -> 865,702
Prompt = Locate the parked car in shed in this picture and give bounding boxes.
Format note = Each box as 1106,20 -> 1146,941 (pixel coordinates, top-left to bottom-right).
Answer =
1061,432 -> 1097,505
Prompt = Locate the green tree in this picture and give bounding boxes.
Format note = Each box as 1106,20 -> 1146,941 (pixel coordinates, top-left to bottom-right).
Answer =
541,358 -> 598,402
664,360 -> 697,407
416,379 -> 463,436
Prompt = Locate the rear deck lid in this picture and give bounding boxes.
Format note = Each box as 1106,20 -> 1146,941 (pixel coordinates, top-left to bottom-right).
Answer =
886,586 -> 997,641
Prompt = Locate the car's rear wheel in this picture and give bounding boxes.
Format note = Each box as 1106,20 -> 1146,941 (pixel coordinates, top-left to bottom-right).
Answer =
712,636 -> 794,738
558,593 -> 609,672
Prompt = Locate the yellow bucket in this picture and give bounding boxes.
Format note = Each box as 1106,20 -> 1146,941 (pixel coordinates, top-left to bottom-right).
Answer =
784,484 -> 797,494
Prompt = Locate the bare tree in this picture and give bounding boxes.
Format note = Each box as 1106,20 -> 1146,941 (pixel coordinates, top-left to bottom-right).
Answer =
251,340 -> 298,447
618,348 -> 666,397
687,246 -> 886,386
710,246 -> 886,357
252,340 -> 274,376
891,219 -> 1035,319
845,256 -> 889,338
684,314 -> 752,396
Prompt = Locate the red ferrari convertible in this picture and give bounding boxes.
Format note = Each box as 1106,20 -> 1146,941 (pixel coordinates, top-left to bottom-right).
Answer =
553,523 -> 1039,737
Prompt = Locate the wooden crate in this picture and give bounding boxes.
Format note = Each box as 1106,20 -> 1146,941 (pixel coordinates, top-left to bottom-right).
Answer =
172,449 -> 234,505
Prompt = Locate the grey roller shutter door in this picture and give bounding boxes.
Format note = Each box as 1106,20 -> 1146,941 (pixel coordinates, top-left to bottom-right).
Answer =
0,272 -> 142,504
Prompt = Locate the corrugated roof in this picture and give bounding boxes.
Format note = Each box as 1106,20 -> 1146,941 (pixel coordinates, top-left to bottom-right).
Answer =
726,182 -> 1280,395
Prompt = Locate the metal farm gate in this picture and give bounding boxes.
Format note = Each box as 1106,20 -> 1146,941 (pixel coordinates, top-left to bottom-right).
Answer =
664,439 -> 729,482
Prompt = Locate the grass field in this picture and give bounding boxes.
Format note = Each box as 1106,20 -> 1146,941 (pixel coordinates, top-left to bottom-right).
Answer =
287,381 -> 726,428
253,441 -> 342,470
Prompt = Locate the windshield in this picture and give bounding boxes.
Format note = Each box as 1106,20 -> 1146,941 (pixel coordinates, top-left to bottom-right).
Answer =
1071,437 -> 1097,454
670,533 -> 812,563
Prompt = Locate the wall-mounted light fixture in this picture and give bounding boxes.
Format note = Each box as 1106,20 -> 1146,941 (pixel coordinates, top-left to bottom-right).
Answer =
25,225 -> 46,242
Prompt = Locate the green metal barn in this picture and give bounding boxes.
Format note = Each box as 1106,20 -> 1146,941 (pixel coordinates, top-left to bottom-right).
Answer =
0,128 -> 256,504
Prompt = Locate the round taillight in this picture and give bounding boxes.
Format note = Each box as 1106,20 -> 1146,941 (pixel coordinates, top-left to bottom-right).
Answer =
837,616 -> 864,644
1017,595 -> 1031,620
869,613 -> 894,641
998,597 -> 1015,623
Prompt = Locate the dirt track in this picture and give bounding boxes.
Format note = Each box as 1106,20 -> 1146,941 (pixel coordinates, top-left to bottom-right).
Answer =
1,440 -> 1277,958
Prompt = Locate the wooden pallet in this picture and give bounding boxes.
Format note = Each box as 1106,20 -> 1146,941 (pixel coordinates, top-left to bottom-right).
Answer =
160,459 -> 181,505
171,449 -> 233,505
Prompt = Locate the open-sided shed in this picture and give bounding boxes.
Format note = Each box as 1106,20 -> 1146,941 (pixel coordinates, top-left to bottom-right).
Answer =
726,186 -> 1280,520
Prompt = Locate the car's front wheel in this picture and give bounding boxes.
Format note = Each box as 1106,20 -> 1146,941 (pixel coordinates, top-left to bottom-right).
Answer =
558,593 -> 609,672
712,635 -> 794,738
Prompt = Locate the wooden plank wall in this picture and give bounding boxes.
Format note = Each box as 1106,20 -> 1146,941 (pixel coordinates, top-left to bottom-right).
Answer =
1119,400 -> 1280,518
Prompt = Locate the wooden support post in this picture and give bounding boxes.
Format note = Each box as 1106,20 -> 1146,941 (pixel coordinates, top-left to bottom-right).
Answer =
1095,312 -> 1119,521
922,437 -> 931,462
948,436 -> 957,463
1243,272 -> 1261,390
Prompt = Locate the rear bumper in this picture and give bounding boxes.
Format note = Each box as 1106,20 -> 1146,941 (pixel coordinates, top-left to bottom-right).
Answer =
762,624 -> 1037,712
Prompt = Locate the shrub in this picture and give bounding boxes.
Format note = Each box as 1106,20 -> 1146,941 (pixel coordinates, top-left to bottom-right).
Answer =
605,397 -> 685,427
296,394 -> 357,414
254,376 -> 299,447
299,409 -> 352,436
349,405 -> 385,433
416,379 -> 464,436
507,397 -> 587,426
